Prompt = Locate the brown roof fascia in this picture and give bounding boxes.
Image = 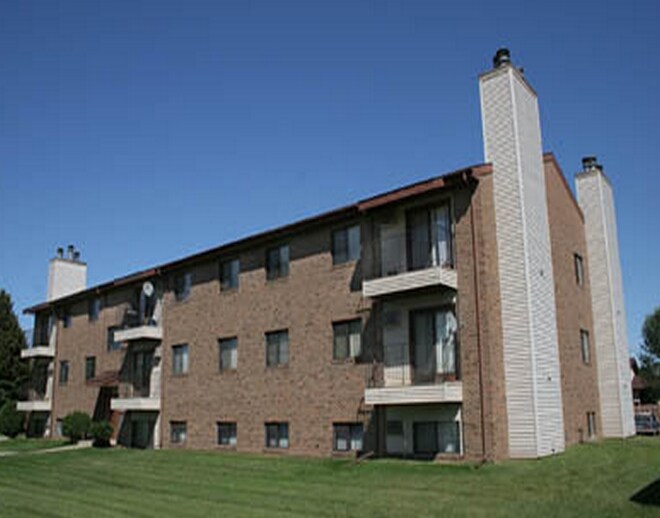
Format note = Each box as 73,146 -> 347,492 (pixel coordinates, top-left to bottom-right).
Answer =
357,165 -> 484,212
543,152 -> 584,222
25,163 -> 488,314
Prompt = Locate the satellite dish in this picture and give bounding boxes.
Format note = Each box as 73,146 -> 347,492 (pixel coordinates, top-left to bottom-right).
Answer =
142,281 -> 155,298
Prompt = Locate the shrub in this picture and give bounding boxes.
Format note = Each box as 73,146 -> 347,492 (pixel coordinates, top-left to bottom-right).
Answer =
62,411 -> 91,443
0,401 -> 24,438
90,420 -> 113,448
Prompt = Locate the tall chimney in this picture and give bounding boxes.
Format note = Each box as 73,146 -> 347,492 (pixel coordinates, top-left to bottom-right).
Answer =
479,50 -> 565,458
575,161 -> 635,438
47,245 -> 87,301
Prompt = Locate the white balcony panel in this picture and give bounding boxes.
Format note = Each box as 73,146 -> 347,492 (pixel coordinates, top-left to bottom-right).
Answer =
21,347 -> 55,359
16,400 -> 52,412
365,381 -> 462,406
111,397 -> 161,411
363,266 -> 457,298
114,326 -> 163,342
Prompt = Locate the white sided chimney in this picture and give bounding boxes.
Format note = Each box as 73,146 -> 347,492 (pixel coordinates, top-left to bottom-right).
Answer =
479,49 -> 565,458
47,244 -> 87,301
575,158 -> 635,438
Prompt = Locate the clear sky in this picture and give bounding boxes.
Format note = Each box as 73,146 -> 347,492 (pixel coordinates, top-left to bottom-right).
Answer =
1,0 -> 658,356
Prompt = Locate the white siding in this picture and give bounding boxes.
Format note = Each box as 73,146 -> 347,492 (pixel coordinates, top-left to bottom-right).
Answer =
479,65 -> 565,458
576,171 -> 635,437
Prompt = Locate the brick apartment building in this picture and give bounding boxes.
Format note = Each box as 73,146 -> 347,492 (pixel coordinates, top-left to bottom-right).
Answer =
16,50 -> 635,460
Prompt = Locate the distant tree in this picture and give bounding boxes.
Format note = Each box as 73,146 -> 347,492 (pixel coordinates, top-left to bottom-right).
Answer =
0,401 -> 24,437
0,289 -> 29,406
639,307 -> 660,402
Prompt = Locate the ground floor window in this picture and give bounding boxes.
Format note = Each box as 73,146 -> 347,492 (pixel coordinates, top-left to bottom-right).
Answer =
265,422 -> 289,449
217,422 -> 237,446
170,421 -> 187,444
413,421 -> 460,455
333,423 -> 363,452
587,412 -> 597,439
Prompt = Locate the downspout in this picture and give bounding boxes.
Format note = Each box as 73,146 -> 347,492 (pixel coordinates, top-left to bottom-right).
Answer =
469,191 -> 488,462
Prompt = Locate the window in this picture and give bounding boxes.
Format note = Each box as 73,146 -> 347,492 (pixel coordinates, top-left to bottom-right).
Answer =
266,330 -> 289,367
219,337 -> 237,371
174,272 -> 193,301
266,245 -> 289,280
107,326 -> 122,352
574,254 -> 584,286
88,298 -> 101,322
59,361 -> 69,385
386,421 -> 403,437
413,421 -> 461,455
265,422 -> 289,449
220,259 -> 240,291
407,203 -> 452,270
332,225 -> 360,265
172,344 -> 189,375
170,421 -> 187,444
85,357 -> 96,381
217,422 -> 237,446
333,319 -> 362,360
587,412 -> 597,439
580,329 -> 591,364
62,311 -> 71,328
333,423 -> 363,452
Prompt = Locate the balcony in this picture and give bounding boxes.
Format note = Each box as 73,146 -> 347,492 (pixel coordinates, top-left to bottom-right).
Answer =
364,339 -> 461,406
17,388 -> 52,413
20,346 -> 55,359
110,397 -> 161,412
113,307 -> 163,343
16,400 -> 52,412
363,228 -> 456,298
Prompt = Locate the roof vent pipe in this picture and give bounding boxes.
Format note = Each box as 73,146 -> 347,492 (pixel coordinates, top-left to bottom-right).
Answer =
493,48 -> 511,68
56,247 -> 64,259
67,244 -> 75,260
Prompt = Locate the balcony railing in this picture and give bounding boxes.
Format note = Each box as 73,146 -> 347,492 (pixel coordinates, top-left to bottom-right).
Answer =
366,232 -> 454,280
366,337 -> 460,389
114,306 -> 163,342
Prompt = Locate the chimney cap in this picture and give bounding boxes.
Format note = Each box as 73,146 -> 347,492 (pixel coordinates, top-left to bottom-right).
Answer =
582,156 -> 601,172
56,247 -> 64,259
493,48 -> 512,68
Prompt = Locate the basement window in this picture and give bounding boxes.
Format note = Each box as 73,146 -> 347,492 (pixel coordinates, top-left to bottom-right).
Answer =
217,422 -> 237,446
333,423 -> 363,452
265,422 -> 289,449
170,421 -> 187,444
587,412 -> 597,439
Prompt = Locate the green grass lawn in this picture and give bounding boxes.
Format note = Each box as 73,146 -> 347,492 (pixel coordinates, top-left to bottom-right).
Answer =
0,438 -> 658,517
0,437 -> 68,453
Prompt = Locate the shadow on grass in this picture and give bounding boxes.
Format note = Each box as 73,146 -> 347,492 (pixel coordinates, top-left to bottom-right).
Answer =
631,478 -> 660,506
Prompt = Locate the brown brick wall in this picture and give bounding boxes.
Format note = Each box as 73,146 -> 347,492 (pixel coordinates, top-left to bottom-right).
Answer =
456,173 -> 508,461
160,222 -> 375,455
50,288 -> 133,431
544,155 -> 601,445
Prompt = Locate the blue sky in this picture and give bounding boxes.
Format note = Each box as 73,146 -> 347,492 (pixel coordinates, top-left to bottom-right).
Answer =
1,0 -> 658,355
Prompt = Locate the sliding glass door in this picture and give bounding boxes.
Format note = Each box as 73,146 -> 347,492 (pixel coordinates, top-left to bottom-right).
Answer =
410,307 -> 457,383
406,203 -> 451,271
